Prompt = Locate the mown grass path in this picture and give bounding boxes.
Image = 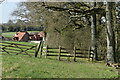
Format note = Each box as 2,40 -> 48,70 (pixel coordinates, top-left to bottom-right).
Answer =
2,55 -> 118,78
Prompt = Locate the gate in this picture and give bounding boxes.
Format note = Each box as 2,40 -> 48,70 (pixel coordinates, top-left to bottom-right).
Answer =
0,41 -> 37,56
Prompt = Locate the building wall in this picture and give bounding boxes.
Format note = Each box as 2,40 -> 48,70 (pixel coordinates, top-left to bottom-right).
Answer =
20,33 -> 29,42
13,32 -> 44,41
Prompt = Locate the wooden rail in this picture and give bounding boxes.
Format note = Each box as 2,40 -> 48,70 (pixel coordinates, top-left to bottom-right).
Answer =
0,41 -> 37,56
0,41 -> 95,62
40,45 -> 94,61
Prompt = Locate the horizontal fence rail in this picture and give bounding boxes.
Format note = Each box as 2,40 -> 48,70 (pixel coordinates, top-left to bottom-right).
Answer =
39,45 -> 94,61
1,41 -> 96,62
0,41 -> 37,56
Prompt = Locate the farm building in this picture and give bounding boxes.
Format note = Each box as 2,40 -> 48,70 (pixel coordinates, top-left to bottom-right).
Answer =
38,32 -> 45,41
29,33 -> 41,41
13,32 -> 29,42
13,31 -> 45,42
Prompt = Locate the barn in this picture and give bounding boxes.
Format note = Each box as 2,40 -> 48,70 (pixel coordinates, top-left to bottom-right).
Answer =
13,32 -> 29,42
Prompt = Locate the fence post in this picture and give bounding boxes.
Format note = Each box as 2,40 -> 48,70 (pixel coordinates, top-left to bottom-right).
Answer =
58,46 -> 61,61
35,41 -> 42,57
88,47 -> 91,61
40,41 -> 43,58
45,45 -> 48,58
73,46 -> 76,62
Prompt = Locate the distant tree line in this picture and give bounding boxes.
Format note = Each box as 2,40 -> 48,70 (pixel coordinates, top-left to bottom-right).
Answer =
1,19 -> 44,32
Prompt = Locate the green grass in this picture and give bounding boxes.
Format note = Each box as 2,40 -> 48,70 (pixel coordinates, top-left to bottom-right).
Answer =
2,40 -> 37,46
2,32 -> 16,38
1,41 -> 119,78
2,31 -> 40,38
2,55 -> 118,78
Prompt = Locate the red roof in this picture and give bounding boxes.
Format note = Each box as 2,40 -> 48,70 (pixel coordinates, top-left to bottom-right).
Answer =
38,32 -> 44,37
13,31 -> 44,41
14,32 -> 29,41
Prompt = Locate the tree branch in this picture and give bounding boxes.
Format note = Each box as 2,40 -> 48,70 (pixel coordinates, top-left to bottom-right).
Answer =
45,6 -> 105,15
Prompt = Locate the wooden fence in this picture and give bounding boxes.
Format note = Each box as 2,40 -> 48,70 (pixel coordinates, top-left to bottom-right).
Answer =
0,41 -> 94,61
38,45 -> 94,61
0,41 -> 37,56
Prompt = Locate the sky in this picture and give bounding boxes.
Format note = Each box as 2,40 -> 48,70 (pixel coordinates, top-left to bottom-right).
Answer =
0,0 -> 27,24
0,2 -> 17,23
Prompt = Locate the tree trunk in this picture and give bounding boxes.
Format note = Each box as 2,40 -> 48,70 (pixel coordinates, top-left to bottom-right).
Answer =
106,2 -> 115,64
91,2 -> 97,61
112,3 -> 118,63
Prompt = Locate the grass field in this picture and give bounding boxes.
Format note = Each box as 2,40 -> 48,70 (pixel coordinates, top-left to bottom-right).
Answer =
2,54 -> 118,78
1,40 -> 119,78
1,40 -> 37,46
2,31 -> 40,38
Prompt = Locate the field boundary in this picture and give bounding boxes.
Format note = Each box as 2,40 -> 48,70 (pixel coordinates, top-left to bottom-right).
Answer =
1,41 -> 97,62
1,41 -> 37,56
38,45 -> 94,61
